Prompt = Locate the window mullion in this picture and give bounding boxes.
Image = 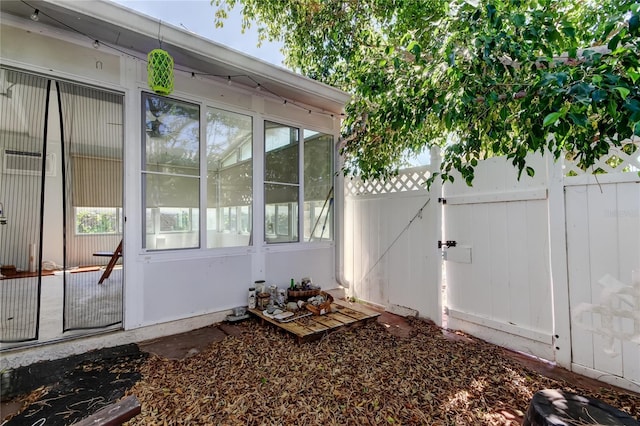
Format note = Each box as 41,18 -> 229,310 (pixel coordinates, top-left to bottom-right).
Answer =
298,126 -> 303,242
200,104 -> 206,249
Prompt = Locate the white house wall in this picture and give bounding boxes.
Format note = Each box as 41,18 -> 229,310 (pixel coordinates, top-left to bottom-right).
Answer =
0,24 -> 121,86
140,252 -> 252,325
264,245 -> 335,290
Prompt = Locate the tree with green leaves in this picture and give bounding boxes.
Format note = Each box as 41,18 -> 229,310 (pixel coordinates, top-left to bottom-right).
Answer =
214,0 -> 640,185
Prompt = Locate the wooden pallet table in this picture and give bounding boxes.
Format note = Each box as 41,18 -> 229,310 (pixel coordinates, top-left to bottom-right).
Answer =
249,299 -> 380,343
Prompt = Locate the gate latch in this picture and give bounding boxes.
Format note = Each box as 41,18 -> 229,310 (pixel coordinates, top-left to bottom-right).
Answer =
438,240 -> 457,249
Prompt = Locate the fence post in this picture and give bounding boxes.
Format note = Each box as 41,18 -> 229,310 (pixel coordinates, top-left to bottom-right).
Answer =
430,146 -> 444,327
546,151 -> 572,369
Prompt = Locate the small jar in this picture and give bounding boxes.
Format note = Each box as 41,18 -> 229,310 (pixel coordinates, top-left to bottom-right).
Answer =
277,288 -> 286,305
248,287 -> 256,309
268,285 -> 278,304
258,293 -> 271,310
254,280 -> 266,294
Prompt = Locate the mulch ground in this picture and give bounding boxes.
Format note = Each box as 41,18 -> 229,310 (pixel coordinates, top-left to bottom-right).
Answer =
2,317 -> 639,425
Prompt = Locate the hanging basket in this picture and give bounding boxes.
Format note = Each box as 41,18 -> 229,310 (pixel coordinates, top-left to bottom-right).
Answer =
147,49 -> 174,95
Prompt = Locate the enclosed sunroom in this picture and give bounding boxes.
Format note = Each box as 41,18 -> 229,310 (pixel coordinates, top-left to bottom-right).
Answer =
0,0 -> 349,365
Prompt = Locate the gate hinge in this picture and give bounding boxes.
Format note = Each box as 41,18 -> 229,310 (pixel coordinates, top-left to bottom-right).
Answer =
438,197 -> 447,204
438,240 -> 457,249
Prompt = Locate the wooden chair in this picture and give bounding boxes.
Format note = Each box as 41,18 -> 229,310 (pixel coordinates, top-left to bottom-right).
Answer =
94,240 -> 122,284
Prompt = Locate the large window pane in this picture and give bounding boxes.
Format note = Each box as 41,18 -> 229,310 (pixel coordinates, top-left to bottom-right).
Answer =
265,121 -> 299,184
143,174 -> 199,249
304,130 -> 334,241
144,94 -> 199,175
142,93 -> 199,250
265,121 -> 299,243
265,184 -> 298,243
206,107 -> 253,248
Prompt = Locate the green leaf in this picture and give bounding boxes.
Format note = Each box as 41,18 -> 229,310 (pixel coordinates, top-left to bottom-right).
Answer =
568,112 -> 588,127
512,13 -> 526,27
410,43 -> 422,60
626,99 -> 640,113
526,166 -> 535,177
486,4 -> 497,23
591,89 -> 607,102
562,25 -> 575,38
615,87 -> 631,100
627,68 -> 640,84
607,34 -> 621,51
630,14 -> 639,35
543,111 -> 563,127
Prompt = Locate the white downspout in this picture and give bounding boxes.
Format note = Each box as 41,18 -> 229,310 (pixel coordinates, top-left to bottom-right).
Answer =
334,141 -> 351,295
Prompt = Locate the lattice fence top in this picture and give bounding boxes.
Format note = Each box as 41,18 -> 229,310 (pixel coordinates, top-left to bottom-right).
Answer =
345,166 -> 431,196
564,138 -> 640,176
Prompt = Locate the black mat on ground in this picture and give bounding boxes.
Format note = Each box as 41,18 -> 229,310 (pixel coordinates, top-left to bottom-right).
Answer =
2,344 -> 147,425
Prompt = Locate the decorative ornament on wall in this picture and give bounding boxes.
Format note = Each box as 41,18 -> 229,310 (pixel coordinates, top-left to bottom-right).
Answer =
147,49 -> 174,95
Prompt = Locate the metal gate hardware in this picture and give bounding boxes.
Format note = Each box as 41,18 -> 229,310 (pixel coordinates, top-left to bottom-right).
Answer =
438,240 -> 457,249
437,197 -> 447,204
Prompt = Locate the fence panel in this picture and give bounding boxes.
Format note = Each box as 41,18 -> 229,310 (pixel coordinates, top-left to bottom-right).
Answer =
565,177 -> 640,390
343,166 -> 441,323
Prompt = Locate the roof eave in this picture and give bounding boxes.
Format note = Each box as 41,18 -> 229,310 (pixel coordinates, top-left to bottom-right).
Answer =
43,0 -> 350,112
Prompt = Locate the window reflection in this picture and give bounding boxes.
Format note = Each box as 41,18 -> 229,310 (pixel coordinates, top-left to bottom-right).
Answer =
142,93 -> 200,250
265,122 -> 299,243
206,107 -> 253,248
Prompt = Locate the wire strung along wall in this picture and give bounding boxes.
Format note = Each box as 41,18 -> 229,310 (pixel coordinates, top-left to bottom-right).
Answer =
0,68 -> 49,342
58,82 -> 124,331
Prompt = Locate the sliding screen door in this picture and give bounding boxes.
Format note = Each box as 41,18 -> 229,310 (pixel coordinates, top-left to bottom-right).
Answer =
58,82 -> 124,331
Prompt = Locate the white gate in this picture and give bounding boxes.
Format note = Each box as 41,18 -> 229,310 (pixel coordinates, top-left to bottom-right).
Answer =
343,164 -> 442,323
441,154 -> 555,360
564,146 -> 640,391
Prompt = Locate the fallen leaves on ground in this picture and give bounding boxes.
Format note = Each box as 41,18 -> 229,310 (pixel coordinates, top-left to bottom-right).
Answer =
124,318 -> 640,425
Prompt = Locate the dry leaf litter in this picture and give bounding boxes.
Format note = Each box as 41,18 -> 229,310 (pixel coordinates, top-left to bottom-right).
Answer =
123,318 -> 639,425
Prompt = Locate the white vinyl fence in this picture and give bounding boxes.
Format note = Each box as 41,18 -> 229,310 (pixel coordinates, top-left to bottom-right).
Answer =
343,165 -> 442,324
564,143 -> 640,391
343,143 -> 640,393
